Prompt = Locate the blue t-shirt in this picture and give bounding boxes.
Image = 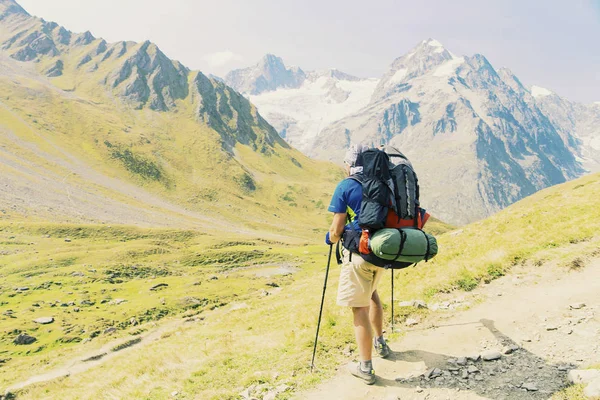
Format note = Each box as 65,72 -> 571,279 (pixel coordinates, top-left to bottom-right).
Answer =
328,178 -> 362,230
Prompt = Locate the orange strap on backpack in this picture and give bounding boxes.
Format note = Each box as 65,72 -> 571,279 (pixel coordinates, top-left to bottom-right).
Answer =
385,209 -> 430,229
359,229 -> 370,254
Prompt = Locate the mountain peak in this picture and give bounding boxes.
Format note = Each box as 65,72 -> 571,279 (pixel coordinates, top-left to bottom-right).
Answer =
411,38 -> 450,56
0,0 -> 29,18
257,53 -> 287,72
402,38 -> 454,64
225,54 -> 306,95
373,38 -> 456,99
261,53 -> 283,64
422,38 -> 444,48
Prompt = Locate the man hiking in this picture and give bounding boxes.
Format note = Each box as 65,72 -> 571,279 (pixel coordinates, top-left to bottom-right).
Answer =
325,144 -> 391,385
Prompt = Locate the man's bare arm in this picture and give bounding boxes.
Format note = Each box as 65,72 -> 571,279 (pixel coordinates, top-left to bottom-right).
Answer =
328,213 -> 347,243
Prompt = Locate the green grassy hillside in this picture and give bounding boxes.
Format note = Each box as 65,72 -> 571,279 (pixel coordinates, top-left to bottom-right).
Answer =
0,62 -> 339,237
1,173 -> 597,399
394,172 -> 600,301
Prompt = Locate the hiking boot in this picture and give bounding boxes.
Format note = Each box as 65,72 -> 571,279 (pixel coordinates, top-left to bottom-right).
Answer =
373,338 -> 390,358
351,364 -> 376,385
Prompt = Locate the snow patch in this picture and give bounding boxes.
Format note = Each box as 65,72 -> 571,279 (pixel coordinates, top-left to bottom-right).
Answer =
433,57 -> 464,77
590,137 -> 600,151
427,39 -> 444,47
531,85 -> 553,98
249,77 -> 379,151
388,68 -> 408,85
594,101 -> 600,107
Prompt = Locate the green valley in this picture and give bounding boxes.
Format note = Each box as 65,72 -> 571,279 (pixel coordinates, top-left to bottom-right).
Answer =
1,1 -> 599,399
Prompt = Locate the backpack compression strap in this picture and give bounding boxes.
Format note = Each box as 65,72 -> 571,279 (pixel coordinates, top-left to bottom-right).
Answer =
393,229 -> 407,261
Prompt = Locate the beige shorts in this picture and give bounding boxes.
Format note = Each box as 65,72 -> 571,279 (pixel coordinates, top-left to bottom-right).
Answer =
336,250 -> 384,308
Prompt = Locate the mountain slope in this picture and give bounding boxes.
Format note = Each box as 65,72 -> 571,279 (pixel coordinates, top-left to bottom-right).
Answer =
528,86 -> 600,172
309,39 -> 591,225
0,0 -> 335,235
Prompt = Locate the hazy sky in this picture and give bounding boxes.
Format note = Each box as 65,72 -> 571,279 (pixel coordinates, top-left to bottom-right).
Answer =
16,0 -> 600,103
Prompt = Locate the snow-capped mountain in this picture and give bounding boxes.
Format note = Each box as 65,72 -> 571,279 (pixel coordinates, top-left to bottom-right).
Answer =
224,40 -> 598,225
308,39 -> 596,225
224,54 -> 306,95
225,56 -> 378,152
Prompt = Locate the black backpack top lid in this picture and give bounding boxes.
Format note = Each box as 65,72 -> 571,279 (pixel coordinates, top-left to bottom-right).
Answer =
382,145 -> 413,168
360,148 -> 391,180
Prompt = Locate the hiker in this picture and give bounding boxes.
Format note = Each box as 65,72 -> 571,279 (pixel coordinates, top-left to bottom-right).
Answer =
325,144 -> 391,385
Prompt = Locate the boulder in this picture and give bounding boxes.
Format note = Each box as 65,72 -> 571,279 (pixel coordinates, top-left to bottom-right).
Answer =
502,344 -> 520,354
467,365 -> 480,374
568,369 -> 600,384
522,382 -> 538,392
13,333 -> 36,345
584,377 -> 600,399
33,317 -> 54,324
399,299 -> 427,308
481,350 -> 502,361
427,368 -> 442,379
413,300 -> 428,309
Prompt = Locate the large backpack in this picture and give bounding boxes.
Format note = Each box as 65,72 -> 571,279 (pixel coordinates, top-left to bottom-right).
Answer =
339,147 -> 436,269
384,146 -> 423,228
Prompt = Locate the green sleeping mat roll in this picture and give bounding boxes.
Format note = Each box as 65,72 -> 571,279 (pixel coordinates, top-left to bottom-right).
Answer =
369,228 -> 438,263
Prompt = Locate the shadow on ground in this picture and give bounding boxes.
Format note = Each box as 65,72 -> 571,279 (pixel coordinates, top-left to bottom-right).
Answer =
375,319 -> 573,400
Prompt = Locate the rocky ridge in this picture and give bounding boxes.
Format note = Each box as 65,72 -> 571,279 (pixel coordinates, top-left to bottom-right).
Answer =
529,87 -> 600,173
0,0 -> 286,152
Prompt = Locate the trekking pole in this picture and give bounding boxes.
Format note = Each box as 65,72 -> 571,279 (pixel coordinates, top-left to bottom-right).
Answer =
391,269 -> 394,332
311,244 -> 333,372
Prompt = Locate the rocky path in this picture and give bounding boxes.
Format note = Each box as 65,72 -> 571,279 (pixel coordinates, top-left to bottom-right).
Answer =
297,259 -> 600,400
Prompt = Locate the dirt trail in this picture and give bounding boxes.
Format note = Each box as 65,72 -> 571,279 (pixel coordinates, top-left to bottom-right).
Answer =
298,259 -> 600,400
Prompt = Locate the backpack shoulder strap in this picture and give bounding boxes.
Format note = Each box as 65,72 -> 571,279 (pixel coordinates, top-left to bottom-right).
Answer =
347,173 -> 364,184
